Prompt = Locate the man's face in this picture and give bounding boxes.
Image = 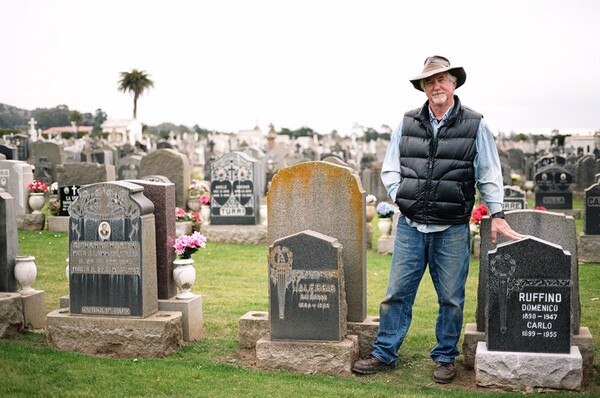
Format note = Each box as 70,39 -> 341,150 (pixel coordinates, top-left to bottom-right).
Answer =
422,72 -> 455,107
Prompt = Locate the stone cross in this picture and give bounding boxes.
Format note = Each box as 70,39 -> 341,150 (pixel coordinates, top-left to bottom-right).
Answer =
28,118 -> 38,141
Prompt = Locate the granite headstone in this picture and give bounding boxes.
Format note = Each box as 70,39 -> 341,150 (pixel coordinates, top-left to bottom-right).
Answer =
584,183 -> 600,235
534,166 -> 573,209
140,149 -> 190,209
502,186 -> 527,210
0,190 -> 19,292
0,160 -> 34,215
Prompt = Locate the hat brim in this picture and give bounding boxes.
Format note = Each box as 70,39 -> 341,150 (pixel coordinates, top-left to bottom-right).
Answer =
409,66 -> 466,92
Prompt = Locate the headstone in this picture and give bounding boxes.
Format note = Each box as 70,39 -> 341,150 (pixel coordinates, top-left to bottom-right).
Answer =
117,154 -> 143,180
139,149 -> 190,209
507,148 -> 525,176
142,175 -> 172,184
0,160 -> 34,215
128,179 -> 177,299
477,210 -> 581,335
533,155 -> 565,175
584,183 -> 600,235
210,151 -> 260,225
57,163 -> 116,217
575,155 -> 596,191
487,237 -> 571,353
534,166 -> 573,209
5,134 -> 30,161
0,191 -> 19,292
269,230 -> 346,341
502,186 -> 527,210
0,144 -> 18,160
68,181 -> 158,317
63,146 -> 83,163
33,157 -> 52,185
268,161 -> 367,322
31,141 -> 65,183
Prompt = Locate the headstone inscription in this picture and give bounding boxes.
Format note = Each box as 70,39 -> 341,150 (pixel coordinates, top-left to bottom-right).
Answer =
68,182 -> 158,318
534,166 -> 573,209
269,230 -> 346,342
0,190 -> 19,292
502,186 -> 527,210
268,161 -> 367,322
210,151 -> 260,225
487,237 -> 571,353
584,183 -> 600,235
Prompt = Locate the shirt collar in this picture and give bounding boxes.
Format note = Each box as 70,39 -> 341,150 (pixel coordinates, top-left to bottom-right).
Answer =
428,101 -> 455,125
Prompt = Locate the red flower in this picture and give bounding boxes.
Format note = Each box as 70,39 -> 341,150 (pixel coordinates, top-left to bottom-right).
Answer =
534,206 -> 547,211
470,204 -> 489,224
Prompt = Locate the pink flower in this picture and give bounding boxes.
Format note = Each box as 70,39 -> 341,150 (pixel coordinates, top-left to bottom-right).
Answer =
200,194 -> 211,205
173,231 -> 207,259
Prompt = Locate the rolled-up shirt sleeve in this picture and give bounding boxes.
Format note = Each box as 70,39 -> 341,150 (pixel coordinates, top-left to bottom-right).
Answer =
381,121 -> 403,201
475,118 -> 504,215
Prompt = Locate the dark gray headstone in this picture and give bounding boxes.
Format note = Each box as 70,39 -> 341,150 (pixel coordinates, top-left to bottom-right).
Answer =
477,210 -> 581,335
533,155 -> 565,174
0,191 -> 19,292
269,230 -> 346,342
59,185 -> 81,217
502,186 -> 527,210
33,157 -> 52,185
140,149 -> 190,209
117,155 -> 142,180
4,134 -> 29,161
487,237 -> 571,353
584,183 -> 600,235
210,151 -> 260,225
68,181 -> 157,318
534,166 -> 573,209
58,163 -> 116,216
0,144 -> 18,160
127,179 -> 177,299
576,155 -> 597,191
31,141 -> 65,183
507,148 -> 525,175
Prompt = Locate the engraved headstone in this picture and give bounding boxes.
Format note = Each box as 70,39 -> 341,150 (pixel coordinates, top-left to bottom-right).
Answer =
269,230 -> 346,342
117,154 -> 143,180
487,237 -> 571,353
31,141 -> 65,183
533,155 -> 565,174
534,166 -> 573,209
58,163 -> 116,216
33,157 -> 52,185
268,161 -> 367,322
0,190 -> 19,292
210,151 -> 260,225
502,186 -> 527,210
0,160 -> 34,215
68,181 -> 158,317
584,183 -> 600,235
140,149 -> 190,209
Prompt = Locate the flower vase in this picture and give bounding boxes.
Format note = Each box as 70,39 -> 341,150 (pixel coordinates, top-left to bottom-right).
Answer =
187,197 -> 201,212
14,255 -> 37,294
377,217 -> 392,238
200,205 -> 211,225
366,204 -> 376,223
173,258 -> 196,299
260,204 -> 268,225
176,221 -> 193,237
28,192 -> 46,213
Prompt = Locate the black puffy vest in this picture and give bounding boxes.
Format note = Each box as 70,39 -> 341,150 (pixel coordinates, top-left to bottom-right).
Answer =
395,96 -> 482,224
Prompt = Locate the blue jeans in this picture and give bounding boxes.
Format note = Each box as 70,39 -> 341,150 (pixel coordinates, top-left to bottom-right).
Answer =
372,216 -> 470,365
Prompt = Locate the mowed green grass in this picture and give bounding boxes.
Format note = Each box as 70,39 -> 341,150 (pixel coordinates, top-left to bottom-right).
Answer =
1,209 -> 599,397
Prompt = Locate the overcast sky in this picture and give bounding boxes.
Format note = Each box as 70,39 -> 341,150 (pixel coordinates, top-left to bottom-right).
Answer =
2,1 -> 599,136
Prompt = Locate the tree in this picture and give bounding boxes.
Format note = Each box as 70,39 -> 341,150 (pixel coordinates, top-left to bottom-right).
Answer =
93,108 -> 107,134
117,69 -> 154,119
69,110 -> 83,127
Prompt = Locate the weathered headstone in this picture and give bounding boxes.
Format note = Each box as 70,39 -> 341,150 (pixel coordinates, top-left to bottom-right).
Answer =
534,166 -> 573,209
584,183 -> 600,235
269,230 -> 346,341
68,181 -> 158,317
502,185 -> 527,210
268,161 -> 367,322
0,190 -> 19,292
210,151 -> 260,225
0,160 -> 34,216
117,154 -> 143,180
487,237 -> 571,353
533,155 -> 565,175
31,141 -> 65,183
33,157 -> 52,185
0,144 -> 18,160
57,163 -> 116,216
576,155 -> 597,191
140,149 -> 190,209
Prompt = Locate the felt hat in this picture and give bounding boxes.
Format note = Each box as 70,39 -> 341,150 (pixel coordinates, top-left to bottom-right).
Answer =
409,55 -> 466,91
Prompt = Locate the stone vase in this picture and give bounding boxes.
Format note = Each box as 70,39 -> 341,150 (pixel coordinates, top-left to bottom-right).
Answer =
366,204 -> 376,223
200,205 -> 211,225
14,255 -> 37,294
28,192 -> 46,214
175,221 -> 193,237
173,258 -> 196,299
377,217 -> 392,238
187,196 -> 201,212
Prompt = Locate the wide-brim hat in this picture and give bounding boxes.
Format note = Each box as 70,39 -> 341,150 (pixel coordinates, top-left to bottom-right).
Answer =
409,55 -> 466,92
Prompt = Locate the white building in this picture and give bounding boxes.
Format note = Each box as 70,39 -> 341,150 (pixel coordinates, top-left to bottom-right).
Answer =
101,119 -> 143,145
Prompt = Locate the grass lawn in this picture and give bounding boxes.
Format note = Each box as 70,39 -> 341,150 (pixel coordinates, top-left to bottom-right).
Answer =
1,208 -> 599,397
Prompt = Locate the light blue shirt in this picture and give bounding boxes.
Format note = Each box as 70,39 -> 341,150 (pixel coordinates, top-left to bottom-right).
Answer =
381,101 -> 504,233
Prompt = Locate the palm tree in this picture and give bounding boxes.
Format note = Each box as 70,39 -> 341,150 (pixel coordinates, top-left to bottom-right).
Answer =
117,69 -> 154,119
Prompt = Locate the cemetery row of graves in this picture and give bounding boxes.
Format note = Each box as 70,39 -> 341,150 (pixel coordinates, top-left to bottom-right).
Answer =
1,128 -> 599,393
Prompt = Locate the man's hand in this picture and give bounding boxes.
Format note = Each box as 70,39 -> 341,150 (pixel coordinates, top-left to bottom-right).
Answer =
491,217 -> 524,244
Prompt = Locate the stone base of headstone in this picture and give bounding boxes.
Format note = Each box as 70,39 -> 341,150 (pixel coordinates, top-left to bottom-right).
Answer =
377,236 -> 394,254
202,224 -> 267,245
158,295 -> 203,342
475,342 -> 582,392
46,309 -> 183,358
238,310 -> 269,349
348,315 -> 379,359
16,213 -> 45,231
463,324 -> 595,382
256,334 -> 359,376
47,216 -> 69,232
20,290 -> 46,330
577,234 -> 600,263
238,310 -> 379,357
0,292 -> 25,337
59,295 -> 69,309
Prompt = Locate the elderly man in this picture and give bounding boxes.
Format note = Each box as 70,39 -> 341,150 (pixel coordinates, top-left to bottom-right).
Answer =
352,56 -> 522,383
